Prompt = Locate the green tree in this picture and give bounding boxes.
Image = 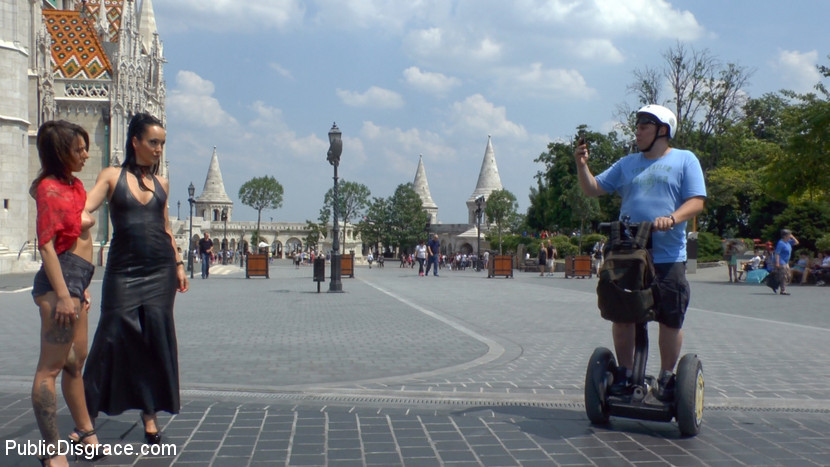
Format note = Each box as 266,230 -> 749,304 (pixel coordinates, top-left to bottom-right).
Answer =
484,189 -> 518,254
303,219 -> 326,251
762,201 -> 830,252
762,91 -> 830,201
238,176 -> 284,239
387,184 -> 429,251
529,127 -> 625,233
356,197 -> 392,255
321,180 -> 371,247
565,183 -> 601,252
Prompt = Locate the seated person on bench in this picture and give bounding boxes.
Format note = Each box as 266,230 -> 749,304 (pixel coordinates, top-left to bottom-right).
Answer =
812,251 -> 830,286
790,252 -> 812,285
736,250 -> 762,281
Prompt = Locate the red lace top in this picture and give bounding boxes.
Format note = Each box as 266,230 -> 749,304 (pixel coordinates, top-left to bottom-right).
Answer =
35,177 -> 86,254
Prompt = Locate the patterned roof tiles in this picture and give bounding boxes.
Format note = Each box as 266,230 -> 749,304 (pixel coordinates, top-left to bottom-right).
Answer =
82,0 -> 124,43
44,9 -> 113,80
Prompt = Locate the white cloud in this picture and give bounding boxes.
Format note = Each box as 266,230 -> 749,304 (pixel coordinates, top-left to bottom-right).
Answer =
447,94 -> 527,139
336,86 -> 405,109
312,0 -> 451,32
167,71 -> 238,128
774,49 -> 821,93
589,0 -> 703,40
156,0 -> 305,32
358,122 -> 455,175
403,67 -> 461,96
269,63 -> 293,79
404,28 -> 504,65
570,38 -> 625,63
495,63 -> 595,99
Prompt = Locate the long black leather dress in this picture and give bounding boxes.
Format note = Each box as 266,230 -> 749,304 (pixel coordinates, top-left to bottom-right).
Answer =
84,168 -> 180,417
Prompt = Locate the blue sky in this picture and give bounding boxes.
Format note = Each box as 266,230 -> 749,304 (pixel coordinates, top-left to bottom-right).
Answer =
153,0 -> 828,224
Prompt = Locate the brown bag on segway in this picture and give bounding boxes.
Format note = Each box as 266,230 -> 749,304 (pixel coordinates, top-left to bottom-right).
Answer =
597,221 -> 661,323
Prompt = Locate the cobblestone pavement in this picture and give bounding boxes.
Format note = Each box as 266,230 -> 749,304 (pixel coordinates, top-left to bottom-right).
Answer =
1,260 -> 828,466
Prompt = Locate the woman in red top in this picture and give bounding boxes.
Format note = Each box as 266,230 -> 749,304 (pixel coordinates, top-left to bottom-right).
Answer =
30,121 -> 102,466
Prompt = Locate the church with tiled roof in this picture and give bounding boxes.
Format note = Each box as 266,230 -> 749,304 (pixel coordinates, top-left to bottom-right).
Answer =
0,0 -> 166,272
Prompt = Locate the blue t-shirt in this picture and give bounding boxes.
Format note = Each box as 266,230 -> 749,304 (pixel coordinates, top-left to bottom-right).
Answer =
595,148 -> 707,263
774,238 -> 796,266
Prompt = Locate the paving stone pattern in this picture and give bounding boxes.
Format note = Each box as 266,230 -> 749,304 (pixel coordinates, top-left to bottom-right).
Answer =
1,261 -> 829,465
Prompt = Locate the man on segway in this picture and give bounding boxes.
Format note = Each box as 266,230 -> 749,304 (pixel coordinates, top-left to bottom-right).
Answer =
574,105 -> 706,401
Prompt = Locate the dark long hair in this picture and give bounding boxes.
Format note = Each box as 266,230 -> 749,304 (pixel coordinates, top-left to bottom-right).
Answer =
124,112 -> 164,192
30,120 -> 89,196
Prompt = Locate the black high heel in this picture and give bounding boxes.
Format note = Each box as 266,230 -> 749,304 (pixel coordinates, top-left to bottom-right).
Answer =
68,427 -> 108,461
144,431 -> 162,444
141,414 -> 162,445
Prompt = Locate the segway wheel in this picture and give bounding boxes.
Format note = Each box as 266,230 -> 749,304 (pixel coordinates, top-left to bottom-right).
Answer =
675,354 -> 704,436
584,347 -> 615,425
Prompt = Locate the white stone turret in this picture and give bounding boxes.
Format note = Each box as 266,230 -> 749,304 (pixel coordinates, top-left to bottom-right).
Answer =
412,154 -> 438,224
138,0 -> 159,55
466,135 -> 503,224
195,147 -> 233,223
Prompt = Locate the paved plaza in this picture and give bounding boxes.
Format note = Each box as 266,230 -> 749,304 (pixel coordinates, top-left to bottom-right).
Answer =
1,260 -> 828,466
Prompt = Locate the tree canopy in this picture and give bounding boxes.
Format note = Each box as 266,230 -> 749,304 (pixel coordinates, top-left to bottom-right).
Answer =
524,45 -> 830,249
238,176 -> 284,238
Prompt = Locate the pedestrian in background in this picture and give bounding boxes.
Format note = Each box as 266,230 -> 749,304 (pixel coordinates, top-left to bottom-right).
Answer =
426,234 -> 440,276
774,229 -> 799,295
415,240 -> 427,276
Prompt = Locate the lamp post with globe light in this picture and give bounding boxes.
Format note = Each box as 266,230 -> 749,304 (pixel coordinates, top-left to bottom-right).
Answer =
187,182 -> 195,279
327,123 -> 343,293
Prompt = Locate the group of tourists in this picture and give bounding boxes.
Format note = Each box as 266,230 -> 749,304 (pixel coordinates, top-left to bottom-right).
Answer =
30,114 -> 186,466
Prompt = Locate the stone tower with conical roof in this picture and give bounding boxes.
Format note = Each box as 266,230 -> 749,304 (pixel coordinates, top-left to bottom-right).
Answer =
466,135 -> 503,224
195,147 -> 233,222
413,154 -> 438,224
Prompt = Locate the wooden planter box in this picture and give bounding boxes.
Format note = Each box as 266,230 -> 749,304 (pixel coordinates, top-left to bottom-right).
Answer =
488,254 -> 513,278
564,255 -> 593,279
340,253 -> 355,278
246,253 -> 269,279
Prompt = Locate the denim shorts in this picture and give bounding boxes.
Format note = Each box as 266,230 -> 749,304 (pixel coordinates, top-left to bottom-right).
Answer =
654,262 -> 690,329
32,252 -> 94,301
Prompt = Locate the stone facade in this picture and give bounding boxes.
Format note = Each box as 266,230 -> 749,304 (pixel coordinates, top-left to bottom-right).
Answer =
0,0 -> 166,273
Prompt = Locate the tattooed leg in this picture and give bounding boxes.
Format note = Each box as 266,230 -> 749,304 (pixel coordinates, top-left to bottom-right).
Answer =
32,293 -> 74,463
32,379 -> 59,445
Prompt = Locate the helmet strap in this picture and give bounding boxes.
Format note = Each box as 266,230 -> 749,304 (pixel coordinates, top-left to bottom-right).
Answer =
641,124 -> 668,153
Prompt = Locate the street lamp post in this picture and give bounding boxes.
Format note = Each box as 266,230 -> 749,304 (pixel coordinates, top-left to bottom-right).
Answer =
187,182 -> 195,279
326,122 -> 343,293
222,207 -> 228,265
475,195 -> 485,271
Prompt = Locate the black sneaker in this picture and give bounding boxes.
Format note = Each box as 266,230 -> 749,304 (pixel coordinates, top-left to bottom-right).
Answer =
609,366 -> 632,395
654,371 -> 676,402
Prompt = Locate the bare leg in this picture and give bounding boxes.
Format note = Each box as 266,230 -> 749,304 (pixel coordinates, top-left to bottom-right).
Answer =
142,412 -> 159,434
612,322 -> 636,369
658,324 -> 683,373
63,294 -> 99,445
32,293 -> 74,467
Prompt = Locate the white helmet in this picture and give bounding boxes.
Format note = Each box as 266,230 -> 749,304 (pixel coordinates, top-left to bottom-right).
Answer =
636,104 -> 677,139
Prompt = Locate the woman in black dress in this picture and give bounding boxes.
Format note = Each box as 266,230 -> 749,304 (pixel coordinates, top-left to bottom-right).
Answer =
84,113 -> 188,444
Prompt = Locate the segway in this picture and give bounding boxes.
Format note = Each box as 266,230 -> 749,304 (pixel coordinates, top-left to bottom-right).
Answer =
584,221 -> 704,436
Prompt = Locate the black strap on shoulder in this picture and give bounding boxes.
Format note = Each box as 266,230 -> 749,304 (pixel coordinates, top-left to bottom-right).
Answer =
634,221 -> 652,249
610,221 -> 622,246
